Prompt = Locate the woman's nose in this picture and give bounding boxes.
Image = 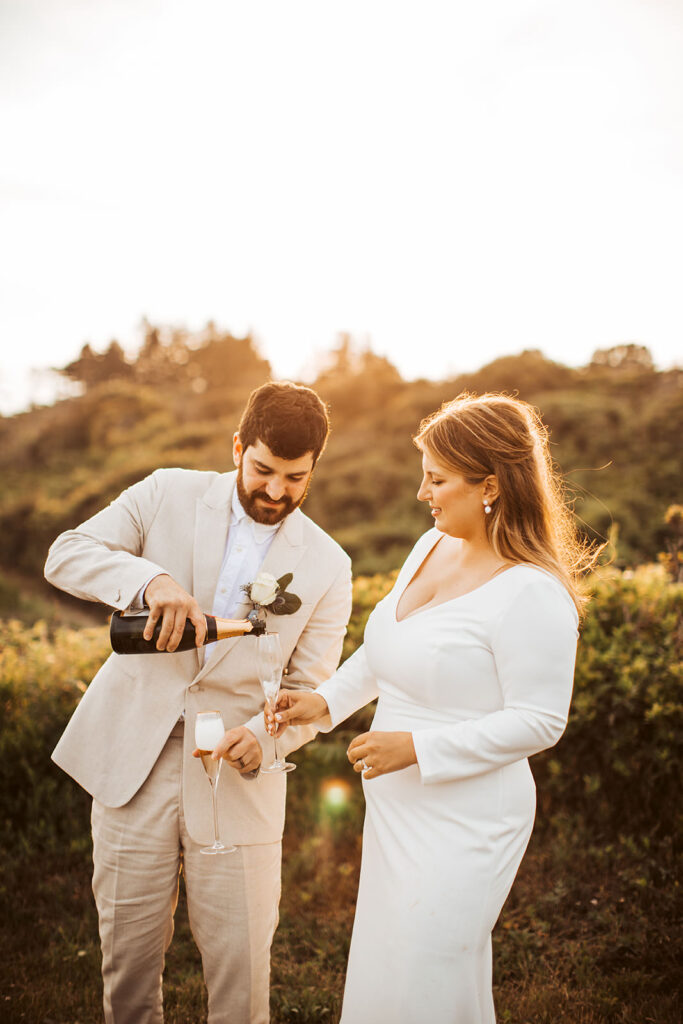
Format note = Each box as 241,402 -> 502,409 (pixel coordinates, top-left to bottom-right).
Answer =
417,477 -> 429,501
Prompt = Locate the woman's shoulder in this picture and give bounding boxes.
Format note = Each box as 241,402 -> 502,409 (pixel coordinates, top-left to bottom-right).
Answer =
402,528 -> 441,565
412,527 -> 442,553
495,563 -> 579,625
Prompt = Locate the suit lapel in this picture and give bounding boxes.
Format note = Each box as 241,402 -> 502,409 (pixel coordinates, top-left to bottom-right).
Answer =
193,473 -> 235,667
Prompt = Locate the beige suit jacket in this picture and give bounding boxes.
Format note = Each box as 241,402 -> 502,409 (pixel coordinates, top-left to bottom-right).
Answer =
46,468 -> 352,845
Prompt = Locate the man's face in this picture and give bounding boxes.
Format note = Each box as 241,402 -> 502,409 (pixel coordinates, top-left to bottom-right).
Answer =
233,436 -> 315,525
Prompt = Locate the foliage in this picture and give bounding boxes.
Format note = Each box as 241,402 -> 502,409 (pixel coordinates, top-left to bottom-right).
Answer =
492,817 -> 681,1023
533,566 -> 683,845
590,342 -> 656,372
2,568 -> 678,857
0,568 -> 681,1021
659,504 -> 683,582
1,329 -> 680,1019
0,620 -> 108,854
60,321 -> 269,396
523,567 -> 681,1019
1,335 -> 681,586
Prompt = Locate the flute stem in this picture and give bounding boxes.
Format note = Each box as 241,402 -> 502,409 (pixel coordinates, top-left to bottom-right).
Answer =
210,762 -> 222,844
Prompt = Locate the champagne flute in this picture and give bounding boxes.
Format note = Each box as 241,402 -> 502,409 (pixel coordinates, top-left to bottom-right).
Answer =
256,632 -> 296,774
194,711 -> 236,854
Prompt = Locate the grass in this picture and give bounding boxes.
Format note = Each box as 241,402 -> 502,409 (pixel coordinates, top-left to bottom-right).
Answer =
1,567 -> 680,1022
1,784 -> 680,1023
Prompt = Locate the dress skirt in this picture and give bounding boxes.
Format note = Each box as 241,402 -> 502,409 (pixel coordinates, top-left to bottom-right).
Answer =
339,694 -> 536,1024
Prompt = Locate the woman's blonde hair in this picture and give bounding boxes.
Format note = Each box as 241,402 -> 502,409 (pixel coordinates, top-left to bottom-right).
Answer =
414,392 -> 599,615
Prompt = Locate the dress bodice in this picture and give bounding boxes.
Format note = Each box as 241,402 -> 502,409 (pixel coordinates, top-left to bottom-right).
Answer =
361,529 -> 577,727
317,528 -> 579,784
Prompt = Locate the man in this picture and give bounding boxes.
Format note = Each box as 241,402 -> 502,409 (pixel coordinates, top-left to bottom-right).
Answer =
45,381 -> 352,1024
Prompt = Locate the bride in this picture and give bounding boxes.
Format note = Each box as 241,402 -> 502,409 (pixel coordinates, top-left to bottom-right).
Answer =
270,392 -> 594,1024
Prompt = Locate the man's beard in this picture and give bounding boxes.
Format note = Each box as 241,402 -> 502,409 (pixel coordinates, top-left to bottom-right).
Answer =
236,464 -> 309,525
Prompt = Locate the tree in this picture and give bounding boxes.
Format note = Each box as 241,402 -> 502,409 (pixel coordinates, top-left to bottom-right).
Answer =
313,334 -> 404,415
590,344 -> 655,372
453,349 -> 577,396
60,341 -> 131,388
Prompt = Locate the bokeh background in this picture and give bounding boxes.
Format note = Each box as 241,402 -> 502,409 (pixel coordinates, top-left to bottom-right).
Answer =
1,1 -> 682,1022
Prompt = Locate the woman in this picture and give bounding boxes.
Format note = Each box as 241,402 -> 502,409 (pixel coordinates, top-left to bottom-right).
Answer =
270,392 -> 594,1024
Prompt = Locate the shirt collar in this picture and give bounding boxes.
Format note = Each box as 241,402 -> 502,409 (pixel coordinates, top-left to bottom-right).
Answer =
231,486 -> 282,544
231,487 -> 248,523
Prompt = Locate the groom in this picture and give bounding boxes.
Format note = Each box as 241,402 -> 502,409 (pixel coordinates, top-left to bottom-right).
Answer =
45,381 -> 352,1024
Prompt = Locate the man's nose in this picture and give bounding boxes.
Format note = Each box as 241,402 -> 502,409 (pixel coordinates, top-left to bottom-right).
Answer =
265,478 -> 285,501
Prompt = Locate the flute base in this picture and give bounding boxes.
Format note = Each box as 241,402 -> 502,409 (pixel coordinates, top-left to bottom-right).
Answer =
261,760 -> 296,774
200,842 -> 237,855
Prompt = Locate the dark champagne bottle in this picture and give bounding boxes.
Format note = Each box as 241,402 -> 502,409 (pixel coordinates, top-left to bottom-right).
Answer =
110,609 -> 266,654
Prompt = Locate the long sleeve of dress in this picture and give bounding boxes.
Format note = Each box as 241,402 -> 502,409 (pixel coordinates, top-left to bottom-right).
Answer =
412,578 -> 579,785
314,644 -> 380,733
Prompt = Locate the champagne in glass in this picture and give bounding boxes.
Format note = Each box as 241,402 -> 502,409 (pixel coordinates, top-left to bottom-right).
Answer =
194,711 -> 236,854
256,633 -> 296,774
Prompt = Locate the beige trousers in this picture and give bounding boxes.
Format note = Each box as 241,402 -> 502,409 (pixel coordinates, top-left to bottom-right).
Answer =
91,727 -> 281,1024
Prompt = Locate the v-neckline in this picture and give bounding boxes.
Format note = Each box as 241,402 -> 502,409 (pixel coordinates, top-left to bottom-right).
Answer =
394,533 -> 518,624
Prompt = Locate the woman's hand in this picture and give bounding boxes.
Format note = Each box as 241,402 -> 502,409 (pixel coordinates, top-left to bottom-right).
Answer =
347,731 -> 417,780
265,690 -> 329,737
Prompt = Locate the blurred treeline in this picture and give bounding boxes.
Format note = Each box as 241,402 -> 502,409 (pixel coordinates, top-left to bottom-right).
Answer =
1,323 -> 681,593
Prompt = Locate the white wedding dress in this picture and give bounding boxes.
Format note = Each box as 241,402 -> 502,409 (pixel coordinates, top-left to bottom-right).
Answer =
316,529 -> 579,1024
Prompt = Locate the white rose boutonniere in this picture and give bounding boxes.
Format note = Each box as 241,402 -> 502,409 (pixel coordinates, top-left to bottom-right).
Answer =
243,572 -> 302,616
248,572 -> 280,606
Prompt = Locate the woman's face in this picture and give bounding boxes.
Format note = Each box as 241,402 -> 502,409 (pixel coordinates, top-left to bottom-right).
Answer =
417,449 -> 486,540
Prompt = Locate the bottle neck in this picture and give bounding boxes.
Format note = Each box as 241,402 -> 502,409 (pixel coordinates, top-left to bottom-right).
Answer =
211,615 -> 254,641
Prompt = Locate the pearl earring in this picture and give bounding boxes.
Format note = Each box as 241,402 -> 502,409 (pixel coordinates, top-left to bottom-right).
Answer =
483,499 -> 492,515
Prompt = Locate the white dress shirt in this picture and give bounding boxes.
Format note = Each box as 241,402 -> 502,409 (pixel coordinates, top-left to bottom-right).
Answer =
204,488 -> 282,660
211,487 -> 281,619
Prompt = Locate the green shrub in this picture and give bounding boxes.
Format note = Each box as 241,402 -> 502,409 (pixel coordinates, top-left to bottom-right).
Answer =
1,567 -> 680,857
1,570 -> 681,1022
533,566 -> 683,846
0,620 -> 109,854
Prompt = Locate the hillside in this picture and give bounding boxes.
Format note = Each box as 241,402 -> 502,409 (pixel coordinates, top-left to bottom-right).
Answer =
1,330 -> 681,598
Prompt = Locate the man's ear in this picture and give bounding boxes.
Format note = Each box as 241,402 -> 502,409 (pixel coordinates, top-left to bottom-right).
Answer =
232,433 -> 243,468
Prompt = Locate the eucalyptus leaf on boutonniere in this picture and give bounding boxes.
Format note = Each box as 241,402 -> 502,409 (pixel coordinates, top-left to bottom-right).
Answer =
243,571 -> 302,617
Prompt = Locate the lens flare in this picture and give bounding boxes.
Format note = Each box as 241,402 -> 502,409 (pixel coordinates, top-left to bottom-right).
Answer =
321,778 -> 352,811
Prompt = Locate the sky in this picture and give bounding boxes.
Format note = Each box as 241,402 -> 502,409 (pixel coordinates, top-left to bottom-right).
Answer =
1,0 -> 682,414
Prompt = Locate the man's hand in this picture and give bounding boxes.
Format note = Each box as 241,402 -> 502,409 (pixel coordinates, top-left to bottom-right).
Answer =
347,730 -> 417,780
143,574 -> 206,652
192,726 -> 263,774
